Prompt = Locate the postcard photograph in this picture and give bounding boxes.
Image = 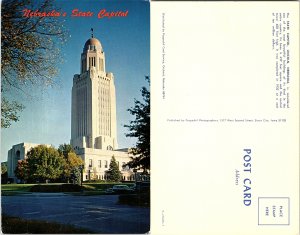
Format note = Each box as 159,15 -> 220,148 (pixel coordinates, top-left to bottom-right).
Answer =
1,0 -> 150,233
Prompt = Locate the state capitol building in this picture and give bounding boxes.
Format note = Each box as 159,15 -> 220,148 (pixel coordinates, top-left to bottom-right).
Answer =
7,34 -> 138,182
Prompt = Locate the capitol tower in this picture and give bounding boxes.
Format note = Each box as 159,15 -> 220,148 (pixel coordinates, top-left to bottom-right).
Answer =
71,33 -> 118,151
70,31 -> 132,181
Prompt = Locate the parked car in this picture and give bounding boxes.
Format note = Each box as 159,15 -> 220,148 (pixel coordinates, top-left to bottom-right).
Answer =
105,185 -> 134,194
112,185 -> 134,193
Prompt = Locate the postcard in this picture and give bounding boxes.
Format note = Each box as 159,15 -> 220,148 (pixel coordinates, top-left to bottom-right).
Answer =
1,0 -> 149,234
151,1 -> 299,235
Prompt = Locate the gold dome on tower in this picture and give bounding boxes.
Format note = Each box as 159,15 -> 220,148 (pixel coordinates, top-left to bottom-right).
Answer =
83,37 -> 102,51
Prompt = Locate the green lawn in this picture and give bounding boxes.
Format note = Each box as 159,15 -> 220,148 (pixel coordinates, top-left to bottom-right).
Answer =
1,184 -> 36,192
1,182 -> 135,195
1,184 -> 36,195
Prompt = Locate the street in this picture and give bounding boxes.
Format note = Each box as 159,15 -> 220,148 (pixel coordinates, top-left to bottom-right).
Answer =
1,193 -> 150,234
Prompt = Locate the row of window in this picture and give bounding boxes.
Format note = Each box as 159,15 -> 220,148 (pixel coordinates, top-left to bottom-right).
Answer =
76,87 -> 87,137
85,175 -> 138,181
86,174 -> 110,180
97,86 -> 111,136
89,57 -> 96,67
88,159 -> 126,169
81,57 -> 104,73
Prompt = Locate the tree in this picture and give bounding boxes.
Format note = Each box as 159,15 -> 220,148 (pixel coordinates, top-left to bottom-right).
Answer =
58,144 -> 84,183
1,97 -> 24,128
58,144 -> 74,158
1,162 -> 8,175
106,156 -> 122,182
1,0 -> 67,128
63,152 -> 84,183
26,145 -> 65,182
1,162 -> 8,183
14,159 -> 29,182
124,76 -> 150,171
70,167 -> 81,185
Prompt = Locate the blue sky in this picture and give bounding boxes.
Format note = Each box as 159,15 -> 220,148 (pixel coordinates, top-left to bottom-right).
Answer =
1,0 -> 149,162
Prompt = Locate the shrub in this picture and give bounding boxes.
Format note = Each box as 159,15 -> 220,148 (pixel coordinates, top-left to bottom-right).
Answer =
30,184 -> 82,192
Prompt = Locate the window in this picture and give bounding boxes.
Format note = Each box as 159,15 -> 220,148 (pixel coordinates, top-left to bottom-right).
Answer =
105,160 -> 108,168
89,159 -> 92,167
122,162 -> 126,170
98,160 -> 101,168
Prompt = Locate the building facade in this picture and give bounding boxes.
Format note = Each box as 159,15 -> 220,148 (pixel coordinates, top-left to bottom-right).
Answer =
6,142 -> 135,182
7,143 -> 50,182
71,37 -> 118,151
70,35 -> 134,181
